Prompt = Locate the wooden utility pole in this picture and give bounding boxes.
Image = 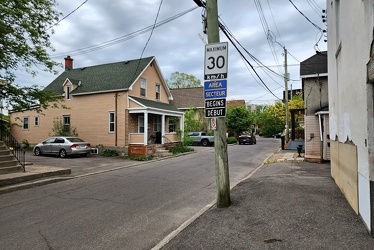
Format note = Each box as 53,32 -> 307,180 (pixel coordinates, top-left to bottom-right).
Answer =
284,47 -> 289,143
206,0 -> 231,208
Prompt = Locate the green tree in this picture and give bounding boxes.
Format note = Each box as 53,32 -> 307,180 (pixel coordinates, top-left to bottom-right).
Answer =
0,0 -> 62,112
250,105 -> 284,137
166,72 -> 202,88
184,108 -> 203,132
226,106 -> 252,136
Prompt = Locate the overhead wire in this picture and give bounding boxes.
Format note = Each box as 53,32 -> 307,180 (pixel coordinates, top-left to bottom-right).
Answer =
48,0 -> 88,30
288,0 -> 322,31
129,0 -> 164,85
50,6 -> 198,58
218,21 -> 281,100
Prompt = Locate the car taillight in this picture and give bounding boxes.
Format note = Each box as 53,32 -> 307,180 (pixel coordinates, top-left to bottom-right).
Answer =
87,143 -> 91,147
70,144 -> 79,149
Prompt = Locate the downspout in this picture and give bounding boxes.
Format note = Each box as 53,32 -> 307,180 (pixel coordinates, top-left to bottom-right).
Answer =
115,92 -> 118,146
318,113 -> 323,161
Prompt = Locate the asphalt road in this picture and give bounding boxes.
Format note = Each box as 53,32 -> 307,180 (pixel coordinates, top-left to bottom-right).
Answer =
0,137 -> 280,250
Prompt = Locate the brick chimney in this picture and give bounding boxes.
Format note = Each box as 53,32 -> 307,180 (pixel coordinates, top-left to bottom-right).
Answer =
64,56 -> 73,71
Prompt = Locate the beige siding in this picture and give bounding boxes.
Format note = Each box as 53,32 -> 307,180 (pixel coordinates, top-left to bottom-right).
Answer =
323,116 -> 331,160
330,141 -> 358,213
128,64 -> 169,104
11,91 -> 129,147
304,115 -> 321,161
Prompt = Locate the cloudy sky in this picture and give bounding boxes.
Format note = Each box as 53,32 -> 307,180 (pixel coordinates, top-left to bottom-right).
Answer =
15,0 -> 327,105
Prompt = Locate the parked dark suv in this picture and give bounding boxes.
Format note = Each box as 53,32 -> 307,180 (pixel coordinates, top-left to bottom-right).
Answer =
238,133 -> 256,145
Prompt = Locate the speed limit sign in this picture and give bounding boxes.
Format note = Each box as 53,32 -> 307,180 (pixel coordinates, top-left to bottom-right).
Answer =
204,42 -> 228,80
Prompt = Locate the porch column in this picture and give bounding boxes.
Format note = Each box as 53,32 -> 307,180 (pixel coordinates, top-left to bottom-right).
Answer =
161,114 -> 165,144
180,114 -> 184,140
144,111 -> 148,145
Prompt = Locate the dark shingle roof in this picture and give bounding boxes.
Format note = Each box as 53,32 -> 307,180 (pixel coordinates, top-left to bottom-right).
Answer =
44,56 -> 154,95
129,96 -> 181,112
170,87 -> 204,109
300,51 -> 328,76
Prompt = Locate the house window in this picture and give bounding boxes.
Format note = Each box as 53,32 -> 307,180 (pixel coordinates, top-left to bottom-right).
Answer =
153,116 -> 161,132
140,78 -> 146,97
109,112 -> 115,133
66,86 -> 71,100
169,117 -> 177,132
155,84 -> 161,100
22,117 -> 29,130
34,116 -> 39,127
63,115 -> 70,133
138,116 -> 144,133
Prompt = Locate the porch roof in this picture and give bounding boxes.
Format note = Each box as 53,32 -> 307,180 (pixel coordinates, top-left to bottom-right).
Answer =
128,96 -> 183,115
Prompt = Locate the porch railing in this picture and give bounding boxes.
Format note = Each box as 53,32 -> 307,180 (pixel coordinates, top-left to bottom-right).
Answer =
0,120 -> 25,172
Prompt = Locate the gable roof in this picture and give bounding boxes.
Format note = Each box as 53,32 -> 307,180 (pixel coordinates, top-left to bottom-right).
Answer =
129,96 -> 181,113
169,87 -> 205,109
300,51 -> 328,77
44,56 -> 165,96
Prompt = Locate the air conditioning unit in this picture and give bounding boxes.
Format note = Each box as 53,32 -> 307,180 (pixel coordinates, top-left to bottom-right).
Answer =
91,148 -> 99,154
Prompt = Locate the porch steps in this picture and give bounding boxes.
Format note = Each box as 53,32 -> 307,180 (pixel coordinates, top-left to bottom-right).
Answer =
0,142 -> 24,175
156,148 -> 173,157
148,145 -> 173,157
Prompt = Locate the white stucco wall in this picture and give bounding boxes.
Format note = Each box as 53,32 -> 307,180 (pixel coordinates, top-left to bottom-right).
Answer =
328,1 -> 373,177
328,0 -> 374,231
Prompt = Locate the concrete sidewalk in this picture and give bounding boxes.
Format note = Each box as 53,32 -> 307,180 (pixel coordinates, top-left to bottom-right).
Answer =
159,151 -> 374,249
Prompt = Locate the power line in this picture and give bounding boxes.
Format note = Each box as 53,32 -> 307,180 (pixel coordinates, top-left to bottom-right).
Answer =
48,0 -> 88,30
219,21 -> 281,100
130,0 -> 164,85
50,7 -> 198,58
288,0 -> 322,31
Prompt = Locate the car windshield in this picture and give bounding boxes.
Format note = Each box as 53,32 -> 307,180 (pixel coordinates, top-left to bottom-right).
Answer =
66,137 -> 85,142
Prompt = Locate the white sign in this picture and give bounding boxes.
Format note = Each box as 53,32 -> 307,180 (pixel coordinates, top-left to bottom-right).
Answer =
204,42 -> 228,80
211,118 -> 217,130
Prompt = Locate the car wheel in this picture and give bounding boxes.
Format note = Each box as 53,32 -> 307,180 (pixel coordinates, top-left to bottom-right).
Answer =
202,139 -> 209,147
82,154 -> 88,157
34,147 -> 42,156
59,149 -> 67,158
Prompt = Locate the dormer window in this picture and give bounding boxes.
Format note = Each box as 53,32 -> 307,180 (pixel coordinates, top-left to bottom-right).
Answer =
140,78 -> 146,97
156,84 -> 160,100
66,86 -> 71,100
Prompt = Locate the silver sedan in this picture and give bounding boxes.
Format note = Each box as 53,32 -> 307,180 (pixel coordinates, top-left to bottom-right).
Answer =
33,137 -> 91,158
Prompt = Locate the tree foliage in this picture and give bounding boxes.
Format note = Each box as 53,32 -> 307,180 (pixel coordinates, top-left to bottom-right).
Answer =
226,106 -> 252,136
166,72 -> 202,88
0,0 -> 62,112
184,108 -> 203,132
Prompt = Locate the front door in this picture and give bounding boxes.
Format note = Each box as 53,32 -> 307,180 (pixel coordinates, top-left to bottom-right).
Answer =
153,115 -> 162,144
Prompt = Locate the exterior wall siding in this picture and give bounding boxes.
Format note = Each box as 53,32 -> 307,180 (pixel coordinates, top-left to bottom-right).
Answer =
328,0 -> 374,232
304,115 -> 321,161
330,140 -> 358,213
10,91 -> 128,147
128,65 -> 169,104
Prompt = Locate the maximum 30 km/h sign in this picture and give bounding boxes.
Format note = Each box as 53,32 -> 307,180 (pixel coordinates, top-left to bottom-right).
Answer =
204,42 -> 228,80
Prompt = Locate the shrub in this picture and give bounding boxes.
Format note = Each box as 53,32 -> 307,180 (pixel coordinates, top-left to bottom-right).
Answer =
100,149 -> 119,157
169,145 -> 194,155
124,155 -> 153,161
227,137 -> 238,144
